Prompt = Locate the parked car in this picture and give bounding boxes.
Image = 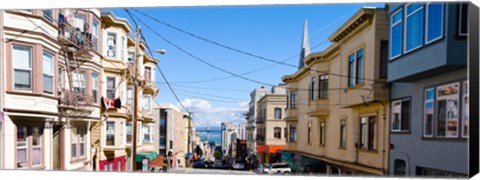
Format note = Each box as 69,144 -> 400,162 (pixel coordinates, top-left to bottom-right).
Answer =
263,163 -> 291,175
231,160 -> 246,170
192,160 -> 213,168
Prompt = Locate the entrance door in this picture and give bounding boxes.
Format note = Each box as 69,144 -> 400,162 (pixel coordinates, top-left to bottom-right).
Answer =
52,125 -> 62,170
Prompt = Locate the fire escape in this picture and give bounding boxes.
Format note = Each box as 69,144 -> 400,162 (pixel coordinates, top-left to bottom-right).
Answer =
57,11 -> 95,119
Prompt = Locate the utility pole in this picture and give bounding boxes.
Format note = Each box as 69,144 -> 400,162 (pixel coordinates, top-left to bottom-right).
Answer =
132,26 -> 141,171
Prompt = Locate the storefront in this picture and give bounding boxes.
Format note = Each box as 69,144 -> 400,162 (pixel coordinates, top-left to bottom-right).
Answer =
99,156 -> 126,172
135,152 -> 158,170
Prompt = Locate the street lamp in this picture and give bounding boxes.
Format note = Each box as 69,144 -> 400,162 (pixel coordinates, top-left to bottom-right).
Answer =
156,49 -> 167,55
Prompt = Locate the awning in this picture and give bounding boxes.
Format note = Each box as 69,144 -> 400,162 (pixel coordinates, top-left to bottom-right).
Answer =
149,155 -> 167,167
136,152 -> 158,162
257,145 -> 268,153
269,145 -> 286,153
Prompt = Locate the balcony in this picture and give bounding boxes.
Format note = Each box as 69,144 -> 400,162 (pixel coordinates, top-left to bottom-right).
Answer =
306,99 -> 330,117
58,90 -> 94,117
142,78 -> 158,95
58,20 -> 94,60
285,109 -> 298,121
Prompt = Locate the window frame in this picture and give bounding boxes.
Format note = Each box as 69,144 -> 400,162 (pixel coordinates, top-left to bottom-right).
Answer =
273,127 -> 281,139
71,126 -> 86,160
391,98 -> 411,132
91,73 -> 99,104
390,8 -> 404,60
289,124 -> 296,142
42,51 -> 55,95
423,88 -> 435,137
311,76 -> 317,100
404,3 -> 425,53
307,122 -> 312,145
143,124 -> 154,143
16,126 -> 44,169
356,48 -> 364,85
274,108 -> 282,120
106,76 -> 116,99
435,82 -> 460,138
92,20 -> 99,52
105,121 -> 115,147
319,74 -> 329,99
12,45 -> 33,91
290,91 -> 297,109
458,3 -> 468,36
126,122 -> 133,145
348,53 -> 355,87
340,119 -> 346,148
425,2 -> 444,44
73,71 -> 86,96
107,32 -> 117,58
319,120 -> 325,146
42,9 -> 54,22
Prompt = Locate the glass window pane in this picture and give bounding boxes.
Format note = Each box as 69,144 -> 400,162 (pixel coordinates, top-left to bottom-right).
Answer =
407,3 -> 423,14
14,70 -> 31,89
406,8 -> 424,51
33,147 -> 41,165
13,45 -> 32,69
391,23 -> 403,58
356,49 -> 364,84
43,75 -> 53,93
427,3 -> 443,42
17,148 -> 28,168
32,127 -> 41,146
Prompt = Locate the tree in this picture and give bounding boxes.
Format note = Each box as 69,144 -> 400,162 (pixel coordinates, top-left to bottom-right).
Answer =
214,151 -> 222,160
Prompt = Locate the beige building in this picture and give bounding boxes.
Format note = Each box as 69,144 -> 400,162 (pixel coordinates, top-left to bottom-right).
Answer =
155,103 -> 186,167
255,85 -> 287,164
281,7 -> 390,175
0,9 -> 101,171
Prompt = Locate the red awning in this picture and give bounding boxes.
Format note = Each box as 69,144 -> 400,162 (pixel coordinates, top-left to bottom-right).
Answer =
269,145 -> 286,153
257,145 -> 269,153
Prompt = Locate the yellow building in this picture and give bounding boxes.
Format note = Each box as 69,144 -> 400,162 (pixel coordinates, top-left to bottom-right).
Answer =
281,7 -> 389,175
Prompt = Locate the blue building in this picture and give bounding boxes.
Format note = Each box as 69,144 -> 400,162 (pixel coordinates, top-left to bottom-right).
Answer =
387,2 -> 468,177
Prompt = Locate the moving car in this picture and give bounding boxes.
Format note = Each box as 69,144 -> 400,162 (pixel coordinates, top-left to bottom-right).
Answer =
263,163 -> 291,175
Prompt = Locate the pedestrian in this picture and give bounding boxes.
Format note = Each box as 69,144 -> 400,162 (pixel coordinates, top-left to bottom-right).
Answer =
258,162 -> 263,173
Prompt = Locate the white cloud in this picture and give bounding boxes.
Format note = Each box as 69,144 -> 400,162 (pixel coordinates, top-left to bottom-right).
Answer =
177,98 -> 248,127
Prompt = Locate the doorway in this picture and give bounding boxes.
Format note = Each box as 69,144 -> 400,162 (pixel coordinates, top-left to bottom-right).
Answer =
52,125 -> 62,170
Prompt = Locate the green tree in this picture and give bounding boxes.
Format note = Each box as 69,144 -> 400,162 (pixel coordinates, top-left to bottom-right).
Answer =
214,151 -> 222,160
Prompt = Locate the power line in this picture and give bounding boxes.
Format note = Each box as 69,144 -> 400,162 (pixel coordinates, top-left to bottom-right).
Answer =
125,8 -> 190,113
131,8 -> 386,84
157,84 -> 248,101
155,81 -> 251,92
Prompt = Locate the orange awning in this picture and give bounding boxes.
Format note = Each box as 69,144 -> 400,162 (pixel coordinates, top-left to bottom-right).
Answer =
257,145 -> 269,153
269,145 -> 286,153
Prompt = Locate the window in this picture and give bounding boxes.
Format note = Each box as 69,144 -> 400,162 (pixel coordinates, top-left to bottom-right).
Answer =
13,45 -> 32,91
92,20 -> 99,52
424,88 -> 435,137
144,67 -> 152,83
274,108 -> 282,120
436,83 -> 460,137
42,10 -> 53,22
284,127 -> 288,140
356,49 -> 364,84
105,122 -> 115,146
319,120 -> 325,145
144,124 -> 154,143
289,124 -> 296,142
107,33 -> 116,58
405,4 -> 424,52
71,127 -> 86,159
394,159 -> 406,176
74,14 -> 86,32
359,116 -> 377,150
274,127 -> 281,139
458,3 -> 468,36
42,52 -> 54,94
126,122 -> 133,144
391,99 -> 410,131
340,119 -> 346,148
16,126 -> 43,168
462,81 -> 469,138
121,36 -> 126,62
73,71 -> 86,96
426,3 -> 444,43
379,41 -> 388,79
143,95 -> 151,112
289,91 -> 297,109
120,122 -> 125,146
348,54 -> 355,87
106,77 -> 116,99
128,52 -> 135,63
92,73 -> 98,103
390,8 -> 403,59
310,77 -> 316,100
319,75 -> 328,99
307,122 -> 312,144
117,161 -> 122,172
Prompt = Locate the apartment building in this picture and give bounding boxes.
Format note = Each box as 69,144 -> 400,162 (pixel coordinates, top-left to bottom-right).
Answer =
387,2 -> 468,177
155,103 -> 186,167
246,87 -> 269,158
255,85 -> 287,164
282,7 -> 390,175
1,8 -> 101,171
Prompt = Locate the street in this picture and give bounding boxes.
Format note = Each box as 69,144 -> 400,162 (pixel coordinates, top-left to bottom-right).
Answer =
168,167 -> 256,175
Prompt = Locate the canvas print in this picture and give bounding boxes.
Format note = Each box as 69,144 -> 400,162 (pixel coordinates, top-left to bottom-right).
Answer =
0,1 -> 477,178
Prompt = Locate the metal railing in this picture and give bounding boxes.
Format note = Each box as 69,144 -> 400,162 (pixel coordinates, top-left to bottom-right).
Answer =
58,21 -> 93,55
60,90 -> 93,108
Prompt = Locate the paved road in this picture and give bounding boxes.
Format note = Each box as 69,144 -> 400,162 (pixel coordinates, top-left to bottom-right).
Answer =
168,167 -> 257,175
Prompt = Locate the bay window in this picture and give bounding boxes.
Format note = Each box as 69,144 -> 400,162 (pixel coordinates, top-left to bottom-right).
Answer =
92,20 -> 99,52
74,14 -> 86,32
13,45 -> 33,91
289,91 -> 297,109
71,127 -> 86,159
126,122 -> 133,145
436,83 -> 460,137
143,124 -> 154,143
356,49 -> 364,84
143,95 -> 151,112
426,3 -> 444,43
106,76 -> 116,99
105,122 -> 115,146
121,36 -> 126,62
145,66 -> 152,83
391,99 -> 410,131
92,73 -> 98,103
319,75 -> 328,99
390,8 -> 403,59
42,52 -> 54,94
42,10 -> 53,22
310,76 -> 316,100
16,126 -> 43,168
120,122 -> 125,146
107,33 -> 117,58
348,54 -> 355,87
73,71 -> 86,96
405,3 -> 424,52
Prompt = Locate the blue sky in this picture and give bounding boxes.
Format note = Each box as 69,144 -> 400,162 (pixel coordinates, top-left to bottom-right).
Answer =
110,3 -> 385,127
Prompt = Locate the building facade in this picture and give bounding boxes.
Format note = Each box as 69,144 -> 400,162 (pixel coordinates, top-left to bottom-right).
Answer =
255,85 -> 287,164
282,7 -> 390,175
387,2 -> 468,177
155,103 -> 186,167
247,87 -> 269,157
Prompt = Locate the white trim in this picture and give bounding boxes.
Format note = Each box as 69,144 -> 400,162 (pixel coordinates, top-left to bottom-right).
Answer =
12,45 -> 33,92
390,8 -> 404,60
425,2 -> 444,45
104,121 -> 116,147
391,100 -> 402,132
42,51 -> 55,95
435,82 -> 460,138
404,3 -> 425,54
